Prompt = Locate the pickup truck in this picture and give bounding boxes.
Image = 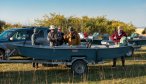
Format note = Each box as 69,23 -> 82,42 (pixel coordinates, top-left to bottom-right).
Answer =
0,27 -> 49,59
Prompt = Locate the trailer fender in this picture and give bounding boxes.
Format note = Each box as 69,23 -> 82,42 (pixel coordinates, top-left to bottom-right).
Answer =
71,59 -> 88,75
70,57 -> 88,65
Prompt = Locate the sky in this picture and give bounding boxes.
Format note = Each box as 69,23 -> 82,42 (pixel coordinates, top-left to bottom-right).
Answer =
0,0 -> 146,28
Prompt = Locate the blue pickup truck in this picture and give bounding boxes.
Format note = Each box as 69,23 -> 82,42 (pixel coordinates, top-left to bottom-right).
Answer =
0,27 -> 49,59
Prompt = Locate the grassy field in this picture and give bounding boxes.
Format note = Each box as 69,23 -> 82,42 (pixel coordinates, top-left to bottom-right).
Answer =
0,47 -> 146,84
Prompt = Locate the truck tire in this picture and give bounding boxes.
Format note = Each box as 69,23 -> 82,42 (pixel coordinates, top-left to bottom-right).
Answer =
71,60 -> 87,75
0,50 -> 5,60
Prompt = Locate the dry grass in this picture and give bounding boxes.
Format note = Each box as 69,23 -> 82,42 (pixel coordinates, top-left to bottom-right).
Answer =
0,46 -> 146,84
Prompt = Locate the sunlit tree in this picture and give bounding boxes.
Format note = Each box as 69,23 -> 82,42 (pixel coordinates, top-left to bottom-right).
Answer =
0,20 -> 6,32
34,13 -> 136,35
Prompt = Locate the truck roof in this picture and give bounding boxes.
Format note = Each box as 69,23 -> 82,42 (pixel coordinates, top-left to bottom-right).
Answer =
7,27 -> 49,31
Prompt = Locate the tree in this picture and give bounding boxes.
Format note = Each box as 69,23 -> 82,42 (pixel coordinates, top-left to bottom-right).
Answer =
0,20 -> 6,32
34,13 -> 136,35
142,28 -> 146,34
3,23 -> 22,31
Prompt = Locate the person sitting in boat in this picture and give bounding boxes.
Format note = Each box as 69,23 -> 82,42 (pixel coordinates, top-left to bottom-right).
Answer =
56,26 -> 64,46
84,32 -> 88,40
31,28 -> 40,68
31,28 -> 40,45
110,26 -> 127,44
65,27 -> 80,46
48,25 -> 57,47
110,26 -> 127,68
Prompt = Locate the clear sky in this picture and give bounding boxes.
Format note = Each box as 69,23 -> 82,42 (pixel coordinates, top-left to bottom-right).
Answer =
0,0 -> 146,27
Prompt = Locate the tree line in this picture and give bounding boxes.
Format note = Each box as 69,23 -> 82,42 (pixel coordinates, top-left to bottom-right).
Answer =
0,20 -> 22,32
142,28 -> 146,34
1,13 -> 137,35
34,13 -> 136,35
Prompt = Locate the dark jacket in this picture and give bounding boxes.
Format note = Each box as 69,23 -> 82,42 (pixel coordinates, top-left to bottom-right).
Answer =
56,32 -> 64,46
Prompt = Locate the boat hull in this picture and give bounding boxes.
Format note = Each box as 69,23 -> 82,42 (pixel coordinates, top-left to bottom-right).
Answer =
12,44 -> 133,62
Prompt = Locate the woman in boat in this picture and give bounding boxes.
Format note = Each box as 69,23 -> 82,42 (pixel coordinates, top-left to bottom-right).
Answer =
110,26 -> 127,67
64,27 -> 80,46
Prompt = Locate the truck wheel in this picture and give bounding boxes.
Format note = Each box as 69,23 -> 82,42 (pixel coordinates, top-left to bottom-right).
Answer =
71,60 -> 87,75
0,50 -> 5,60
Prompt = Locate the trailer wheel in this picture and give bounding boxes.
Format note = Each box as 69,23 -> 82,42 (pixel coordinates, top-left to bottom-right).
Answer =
71,60 -> 87,75
0,50 -> 5,60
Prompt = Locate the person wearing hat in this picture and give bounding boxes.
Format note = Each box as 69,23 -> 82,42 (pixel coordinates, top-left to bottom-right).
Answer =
48,25 -> 57,47
65,27 -> 80,46
110,26 -> 127,67
56,26 -> 64,46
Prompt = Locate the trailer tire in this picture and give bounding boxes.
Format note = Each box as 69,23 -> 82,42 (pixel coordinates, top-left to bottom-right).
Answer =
71,60 -> 87,75
0,50 -> 5,60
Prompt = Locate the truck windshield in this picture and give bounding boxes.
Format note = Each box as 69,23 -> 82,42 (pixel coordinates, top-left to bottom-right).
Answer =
0,31 -> 14,40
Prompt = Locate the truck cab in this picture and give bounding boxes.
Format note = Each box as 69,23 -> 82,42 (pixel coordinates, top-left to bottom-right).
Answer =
0,27 -> 49,59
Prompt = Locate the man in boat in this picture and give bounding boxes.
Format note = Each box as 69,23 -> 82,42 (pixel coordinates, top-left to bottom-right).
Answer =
56,26 -> 64,46
31,28 -> 40,45
110,26 -> 127,67
65,27 -> 80,46
48,25 -> 57,47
